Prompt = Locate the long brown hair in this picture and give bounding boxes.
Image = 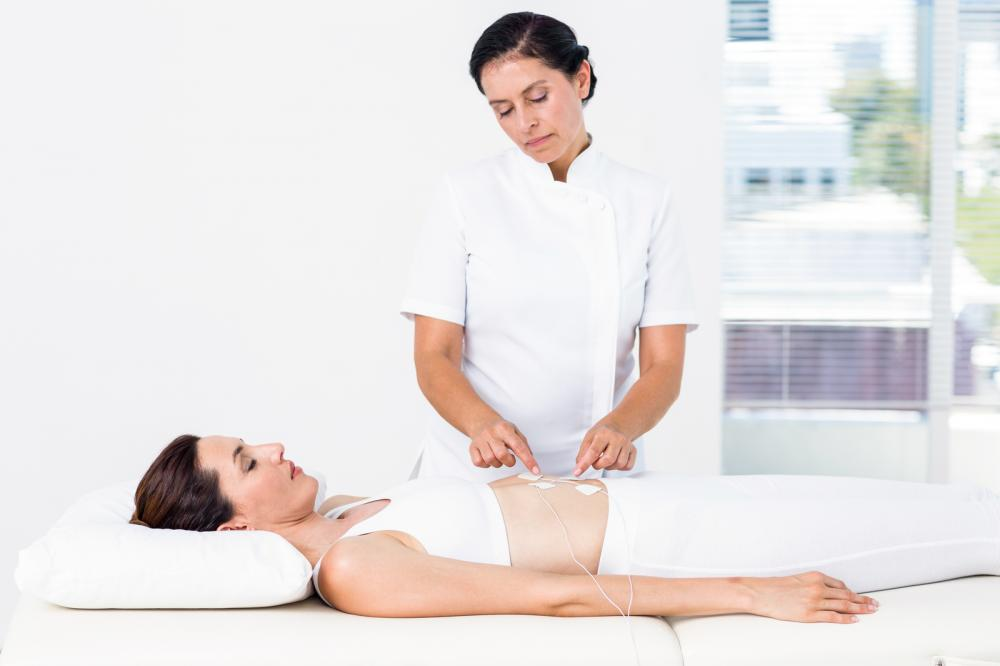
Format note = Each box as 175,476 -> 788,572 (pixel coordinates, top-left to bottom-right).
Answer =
130,434 -> 235,531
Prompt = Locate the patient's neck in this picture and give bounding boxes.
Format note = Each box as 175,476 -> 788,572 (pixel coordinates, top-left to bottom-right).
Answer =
278,512 -> 351,569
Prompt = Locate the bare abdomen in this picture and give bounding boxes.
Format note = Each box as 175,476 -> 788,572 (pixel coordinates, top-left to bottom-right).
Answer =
488,475 -> 609,575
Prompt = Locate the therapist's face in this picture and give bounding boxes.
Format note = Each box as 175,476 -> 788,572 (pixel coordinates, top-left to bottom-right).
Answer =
481,56 -> 591,162
196,435 -> 318,531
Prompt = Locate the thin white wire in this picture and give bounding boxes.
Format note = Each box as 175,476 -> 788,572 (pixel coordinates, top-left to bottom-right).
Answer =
530,477 -> 641,666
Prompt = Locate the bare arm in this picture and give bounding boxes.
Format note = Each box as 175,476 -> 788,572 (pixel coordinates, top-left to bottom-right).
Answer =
320,532 -> 743,618
602,324 -> 686,441
575,324 -> 687,474
413,315 -> 539,472
318,533 -> 877,623
413,315 -> 498,437
608,324 -> 687,439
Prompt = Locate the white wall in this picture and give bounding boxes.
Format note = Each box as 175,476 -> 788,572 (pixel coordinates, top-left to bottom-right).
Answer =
0,0 -> 725,646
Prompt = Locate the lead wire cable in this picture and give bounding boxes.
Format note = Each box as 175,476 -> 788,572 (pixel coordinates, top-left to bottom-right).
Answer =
529,477 -> 641,666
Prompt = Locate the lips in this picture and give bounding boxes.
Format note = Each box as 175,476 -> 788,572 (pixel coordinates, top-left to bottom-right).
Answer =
527,134 -> 551,147
288,460 -> 295,479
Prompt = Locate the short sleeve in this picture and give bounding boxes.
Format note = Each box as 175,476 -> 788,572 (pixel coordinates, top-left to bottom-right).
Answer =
399,174 -> 468,326
638,183 -> 700,332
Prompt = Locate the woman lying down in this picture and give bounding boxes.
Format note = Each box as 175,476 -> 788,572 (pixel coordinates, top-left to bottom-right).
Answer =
131,434 -> 1000,625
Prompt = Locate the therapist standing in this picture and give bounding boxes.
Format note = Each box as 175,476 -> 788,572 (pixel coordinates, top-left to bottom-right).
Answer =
400,12 -> 700,482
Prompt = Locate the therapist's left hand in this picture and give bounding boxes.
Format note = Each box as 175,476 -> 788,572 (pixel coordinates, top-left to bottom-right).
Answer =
573,423 -> 637,476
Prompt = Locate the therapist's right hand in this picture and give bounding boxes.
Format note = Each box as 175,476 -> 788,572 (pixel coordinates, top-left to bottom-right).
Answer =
469,418 -> 540,475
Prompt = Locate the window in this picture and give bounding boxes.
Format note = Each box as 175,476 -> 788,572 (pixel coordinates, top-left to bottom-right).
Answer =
955,2 -> 1000,409
820,167 -> 837,195
723,0 -> 1000,483
729,0 -> 772,42
745,167 -> 772,194
951,0 -> 1000,489
782,168 -> 807,194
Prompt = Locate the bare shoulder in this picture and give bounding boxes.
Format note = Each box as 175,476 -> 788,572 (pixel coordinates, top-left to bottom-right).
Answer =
322,531 -> 426,569
315,531 -> 426,615
317,531 -> 426,590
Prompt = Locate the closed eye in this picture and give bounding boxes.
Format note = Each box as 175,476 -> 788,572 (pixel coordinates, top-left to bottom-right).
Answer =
498,94 -> 547,118
247,459 -> 257,472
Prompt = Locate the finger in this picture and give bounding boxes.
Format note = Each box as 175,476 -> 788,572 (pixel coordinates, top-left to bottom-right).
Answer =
819,599 -> 875,614
811,611 -> 858,624
470,446 -> 485,468
574,442 -> 589,470
597,440 -> 624,470
576,431 -> 595,465
825,587 -> 871,606
610,443 -> 631,471
823,575 -> 847,589
624,447 -> 637,471
827,580 -> 876,608
833,592 -> 879,611
575,439 -> 607,476
823,588 -> 854,602
573,445 -> 598,475
506,430 -> 540,475
594,446 -> 615,470
488,439 -> 516,467
479,442 -> 500,468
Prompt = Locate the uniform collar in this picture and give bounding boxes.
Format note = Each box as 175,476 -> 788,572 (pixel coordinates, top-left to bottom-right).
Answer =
511,132 -> 601,190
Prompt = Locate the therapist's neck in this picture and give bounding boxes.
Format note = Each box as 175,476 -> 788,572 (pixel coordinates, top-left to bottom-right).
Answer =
547,129 -> 592,183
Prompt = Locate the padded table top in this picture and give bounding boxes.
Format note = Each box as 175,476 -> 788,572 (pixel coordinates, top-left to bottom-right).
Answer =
0,593 -> 682,666
665,575 -> 1000,666
3,576 -> 999,666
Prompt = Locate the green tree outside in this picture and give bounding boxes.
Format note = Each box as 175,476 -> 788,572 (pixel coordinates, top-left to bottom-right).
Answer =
830,74 -> 1000,289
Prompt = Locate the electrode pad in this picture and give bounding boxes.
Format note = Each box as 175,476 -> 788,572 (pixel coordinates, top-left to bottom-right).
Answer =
518,473 -> 543,481
528,481 -> 556,490
574,485 -> 600,496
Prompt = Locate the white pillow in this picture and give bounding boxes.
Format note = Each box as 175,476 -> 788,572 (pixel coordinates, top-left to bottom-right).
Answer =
14,468 -> 327,609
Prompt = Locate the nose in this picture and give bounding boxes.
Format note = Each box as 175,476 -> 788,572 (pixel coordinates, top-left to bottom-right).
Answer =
517,107 -> 538,134
264,443 -> 285,463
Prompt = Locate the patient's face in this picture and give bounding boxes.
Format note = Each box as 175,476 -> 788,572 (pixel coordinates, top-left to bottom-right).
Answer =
197,435 -> 318,531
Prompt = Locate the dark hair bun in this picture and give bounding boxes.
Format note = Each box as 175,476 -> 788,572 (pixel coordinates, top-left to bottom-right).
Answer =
470,13 -> 597,106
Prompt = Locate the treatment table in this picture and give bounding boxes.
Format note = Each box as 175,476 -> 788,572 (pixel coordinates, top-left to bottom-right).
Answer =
1,575 -> 998,665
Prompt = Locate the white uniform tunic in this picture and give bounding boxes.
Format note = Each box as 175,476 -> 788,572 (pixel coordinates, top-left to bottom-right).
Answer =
400,135 -> 699,482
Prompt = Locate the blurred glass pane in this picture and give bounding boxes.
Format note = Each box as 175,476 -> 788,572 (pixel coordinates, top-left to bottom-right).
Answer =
723,0 -> 1000,482
954,1 -> 1000,409
723,0 -> 932,478
950,0 -> 1000,491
